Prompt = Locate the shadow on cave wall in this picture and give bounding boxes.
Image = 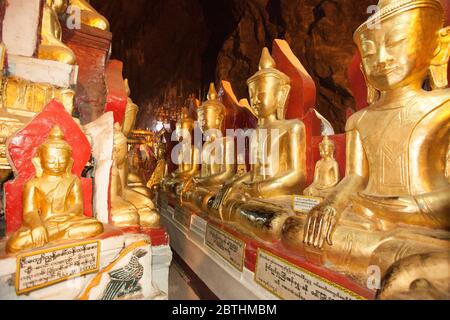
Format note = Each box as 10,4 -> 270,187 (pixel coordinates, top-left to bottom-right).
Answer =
91,0 -> 376,132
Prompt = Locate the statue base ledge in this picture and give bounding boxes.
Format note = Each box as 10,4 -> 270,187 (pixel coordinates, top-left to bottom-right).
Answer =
0,225 -> 172,300
7,55 -> 79,88
160,192 -> 376,300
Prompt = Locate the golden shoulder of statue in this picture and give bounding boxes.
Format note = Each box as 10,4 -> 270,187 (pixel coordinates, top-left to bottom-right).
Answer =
7,126 -> 103,254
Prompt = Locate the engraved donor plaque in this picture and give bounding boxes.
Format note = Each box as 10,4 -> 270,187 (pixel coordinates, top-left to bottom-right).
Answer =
174,203 -> 191,229
255,249 -> 363,300
293,195 -> 322,213
205,224 -> 245,271
16,241 -> 100,295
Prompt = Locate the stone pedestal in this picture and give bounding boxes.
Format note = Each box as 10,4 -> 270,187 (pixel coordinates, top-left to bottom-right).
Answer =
0,228 -> 171,300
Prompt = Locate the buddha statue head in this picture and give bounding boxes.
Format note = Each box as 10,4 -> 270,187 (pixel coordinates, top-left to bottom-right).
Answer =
33,126 -> 73,177
354,0 -> 450,96
247,47 -> 291,120
319,136 -> 335,160
197,83 -> 225,133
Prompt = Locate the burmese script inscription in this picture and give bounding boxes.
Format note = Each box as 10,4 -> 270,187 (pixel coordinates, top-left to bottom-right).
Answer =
293,195 -> 322,213
255,249 -> 362,300
16,241 -> 100,295
205,224 -> 245,271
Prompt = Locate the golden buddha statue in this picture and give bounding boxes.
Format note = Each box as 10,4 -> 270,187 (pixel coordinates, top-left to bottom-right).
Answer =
111,125 -> 160,228
69,0 -> 110,31
181,83 -> 236,211
303,136 -> 340,198
162,108 -> 200,195
6,126 -> 103,254
282,0 -> 450,299
147,140 -> 167,192
207,48 -> 307,242
38,0 -> 77,65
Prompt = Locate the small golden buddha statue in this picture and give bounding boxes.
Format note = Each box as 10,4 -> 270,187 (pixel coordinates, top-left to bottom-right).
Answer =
207,48 -> 307,242
181,83 -> 236,211
6,126 -> 103,254
282,0 -> 450,299
147,140 -> 167,192
38,0 -> 77,65
111,125 -> 160,228
69,0 -> 110,31
303,136 -> 339,197
162,108 -> 200,195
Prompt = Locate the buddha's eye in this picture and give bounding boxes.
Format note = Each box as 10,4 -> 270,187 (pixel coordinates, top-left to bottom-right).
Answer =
361,41 -> 376,57
386,35 -> 407,47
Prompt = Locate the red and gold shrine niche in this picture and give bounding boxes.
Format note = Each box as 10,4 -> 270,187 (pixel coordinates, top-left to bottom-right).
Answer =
4,100 -> 93,234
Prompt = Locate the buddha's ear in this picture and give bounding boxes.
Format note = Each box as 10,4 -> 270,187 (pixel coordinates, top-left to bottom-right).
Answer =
32,157 -> 43,178
429,27 -> 450,90
66,158 -> 74,176
360,63 -> 379,105
277,83 -> 291,120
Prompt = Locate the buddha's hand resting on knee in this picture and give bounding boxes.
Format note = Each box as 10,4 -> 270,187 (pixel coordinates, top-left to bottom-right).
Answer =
303,203 -> 338,249
31,226 -> 49,247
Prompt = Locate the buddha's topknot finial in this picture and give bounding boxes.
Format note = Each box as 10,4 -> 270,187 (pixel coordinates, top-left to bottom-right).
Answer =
259,47 -> 276,70
207,83 -> 218,101
39,126 -> 72,153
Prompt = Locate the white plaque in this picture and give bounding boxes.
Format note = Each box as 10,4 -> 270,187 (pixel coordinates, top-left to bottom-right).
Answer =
16,241 -> 100,295
205,224 -> 246,271
293,195 -> 322,213
255,249 -> 364,300
174,204 -> 191,228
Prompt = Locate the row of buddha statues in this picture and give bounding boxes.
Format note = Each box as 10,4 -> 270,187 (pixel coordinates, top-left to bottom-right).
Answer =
158,0 -> 450,299
0,0 -> 448,300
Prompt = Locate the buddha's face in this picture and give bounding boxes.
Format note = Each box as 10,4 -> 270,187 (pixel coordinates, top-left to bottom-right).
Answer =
320,144 -> 334,159
357,8 -> 441,91
40,147 -> 71,176
248,77 -> 284,118
198,108 -> 222,132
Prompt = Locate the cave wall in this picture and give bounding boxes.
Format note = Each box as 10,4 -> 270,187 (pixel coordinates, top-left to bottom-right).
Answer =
92,0 -> 376,132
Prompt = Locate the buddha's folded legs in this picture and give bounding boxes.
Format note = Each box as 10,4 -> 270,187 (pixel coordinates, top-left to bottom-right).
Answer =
38,45 -> 77,66
6,217 -> 104,254
282,207 -> 450,285
111,199 -> 140,227
62,217 -> 104,240
137,207 -> 160,228
6,228 -> 35,254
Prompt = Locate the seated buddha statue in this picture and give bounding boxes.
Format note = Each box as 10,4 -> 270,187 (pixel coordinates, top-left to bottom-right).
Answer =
303,136 -> 340,198
181,83 -> 236,211
282,0 -> 450,299
111,125 -> 160,228
162,109 -> 200,195
207,48 -> 307,242
147,140 -> 167,192
122,80 -> 152,197
69,0 -> 110,31
38,0 -> 77,65
6,126 -> 103,254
